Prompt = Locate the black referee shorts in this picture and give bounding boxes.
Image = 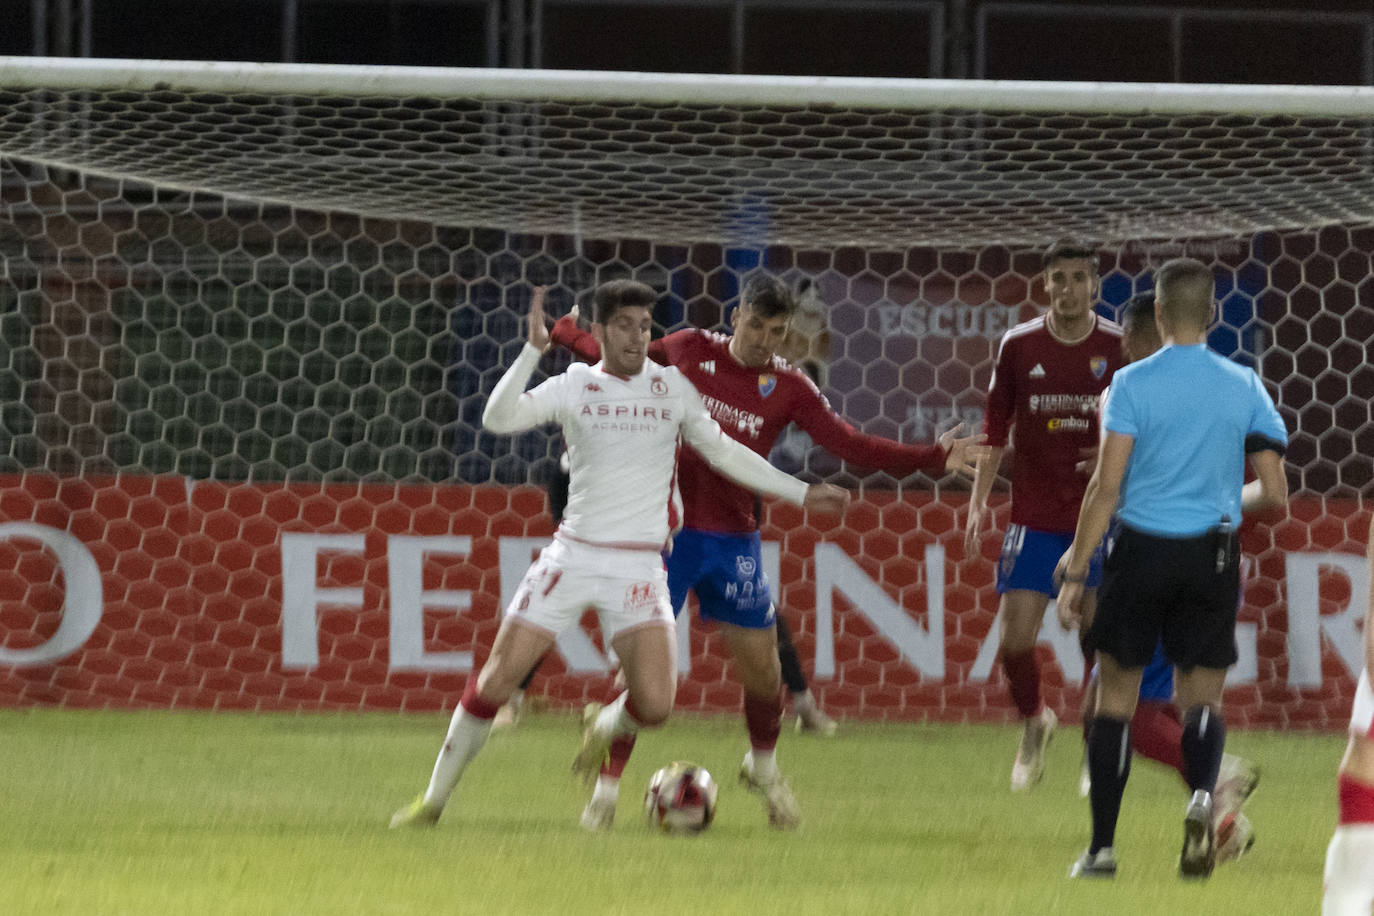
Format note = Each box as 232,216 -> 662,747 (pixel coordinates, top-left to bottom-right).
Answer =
1089,523 -> 1241,671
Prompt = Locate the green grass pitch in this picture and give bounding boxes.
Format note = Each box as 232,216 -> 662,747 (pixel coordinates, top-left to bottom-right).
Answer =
0,707 -> 1341,914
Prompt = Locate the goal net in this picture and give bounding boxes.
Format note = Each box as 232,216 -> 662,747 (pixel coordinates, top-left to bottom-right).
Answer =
0,57 -> 1370,721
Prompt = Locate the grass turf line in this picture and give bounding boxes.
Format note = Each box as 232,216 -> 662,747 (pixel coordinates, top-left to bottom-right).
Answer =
0,708 -> 1341,915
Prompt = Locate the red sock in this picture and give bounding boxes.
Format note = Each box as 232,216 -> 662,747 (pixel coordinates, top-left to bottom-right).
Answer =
601,734 -> 636,779
1131,700 -> 1185,780
460,678 -> 501,720
1338,772 -> 1374,825
1000,649 -> 1041,719
743,690 -> 782,752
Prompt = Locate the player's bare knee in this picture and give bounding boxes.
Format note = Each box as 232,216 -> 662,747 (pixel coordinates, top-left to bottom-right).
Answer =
630,692 -> 673,727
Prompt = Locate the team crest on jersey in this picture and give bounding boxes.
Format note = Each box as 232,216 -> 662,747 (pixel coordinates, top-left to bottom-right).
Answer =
650,377 -> 668,396
624,581 -> 657,612
1089,356 -> 1108,379
758,374 -> 777,398
736,555 -> 757,579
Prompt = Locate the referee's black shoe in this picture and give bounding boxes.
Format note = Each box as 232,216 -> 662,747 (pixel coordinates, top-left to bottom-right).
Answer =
1179,790 -> 1216,879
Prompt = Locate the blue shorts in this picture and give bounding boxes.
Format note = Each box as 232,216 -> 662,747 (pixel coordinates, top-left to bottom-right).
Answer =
1139,643 -> 1174,702
666,528 -> 775,630
996,524 -> 1104,596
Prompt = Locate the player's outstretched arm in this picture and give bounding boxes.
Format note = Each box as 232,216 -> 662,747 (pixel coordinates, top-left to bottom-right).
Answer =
793,386 -> 954,478
938,423 -> 990,478
962,445 -> 1005,556
679,382 -> 815,507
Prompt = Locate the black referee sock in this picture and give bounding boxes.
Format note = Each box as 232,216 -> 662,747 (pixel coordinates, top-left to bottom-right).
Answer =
1180,705 -> 1226,794
1087,715 -> 1132,855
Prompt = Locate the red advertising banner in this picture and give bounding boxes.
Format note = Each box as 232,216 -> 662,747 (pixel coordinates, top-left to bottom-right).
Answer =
0,474 -> 1366,729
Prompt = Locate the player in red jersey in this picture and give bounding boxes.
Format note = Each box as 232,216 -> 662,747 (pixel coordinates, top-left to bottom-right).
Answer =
1323,516 -> 1374,914
556,274 -> 986,830
963,240 -> 1124,791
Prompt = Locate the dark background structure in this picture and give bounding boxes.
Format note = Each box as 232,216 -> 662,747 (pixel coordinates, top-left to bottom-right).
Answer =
3,0 -> 1372,86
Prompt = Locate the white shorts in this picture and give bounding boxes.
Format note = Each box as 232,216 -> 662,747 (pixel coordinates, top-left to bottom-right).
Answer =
505,535 -> 673,642
1352,669 -> 1374,740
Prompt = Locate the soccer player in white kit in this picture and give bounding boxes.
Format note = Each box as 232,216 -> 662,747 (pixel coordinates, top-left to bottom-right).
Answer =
1323,516 -> 1374,915
390,280 -> 849,828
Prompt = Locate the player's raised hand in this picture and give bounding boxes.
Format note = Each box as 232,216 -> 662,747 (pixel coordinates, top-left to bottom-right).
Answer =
802,483 -> 850,516
527,286 -> 551,352
938,423 -> 989,478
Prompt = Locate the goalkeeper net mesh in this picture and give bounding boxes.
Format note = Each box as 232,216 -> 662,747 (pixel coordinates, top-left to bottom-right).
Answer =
0,59 -> 1371,494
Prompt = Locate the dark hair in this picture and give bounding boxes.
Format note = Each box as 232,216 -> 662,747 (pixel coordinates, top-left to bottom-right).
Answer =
1042,239 -> 1098,271
739,273 -> 796,321
1153,258 -> 1215,329
594,279 -> 656,324
1122,292 -> 1156,329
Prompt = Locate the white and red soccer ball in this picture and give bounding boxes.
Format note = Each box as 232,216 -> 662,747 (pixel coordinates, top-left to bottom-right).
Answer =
644,761 -> 718,834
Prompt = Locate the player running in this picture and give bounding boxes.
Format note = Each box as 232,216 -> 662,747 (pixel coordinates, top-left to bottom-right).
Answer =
389,281 -> 848,829
553,273 -> 986,830
963,240 -> 1124,791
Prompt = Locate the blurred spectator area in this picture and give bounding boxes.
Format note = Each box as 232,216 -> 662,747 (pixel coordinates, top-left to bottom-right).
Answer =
5,0 -> 1371,85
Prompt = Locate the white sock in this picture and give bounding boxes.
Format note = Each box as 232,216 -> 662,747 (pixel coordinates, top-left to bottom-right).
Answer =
792,689 -> 816,715
507,688 -> 525,711
591,775 -> 620,806
422,705 -> 494,808
1324,824 -> 1374,916
748,748 -> 779,784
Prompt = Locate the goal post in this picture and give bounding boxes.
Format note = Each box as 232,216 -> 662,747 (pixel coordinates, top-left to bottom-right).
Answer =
3,56 -> 1374,248
0,57 -> 1369,722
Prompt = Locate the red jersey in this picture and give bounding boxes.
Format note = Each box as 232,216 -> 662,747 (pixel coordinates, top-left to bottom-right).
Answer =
552,317 -> 948,533
983,313 -> 1124,532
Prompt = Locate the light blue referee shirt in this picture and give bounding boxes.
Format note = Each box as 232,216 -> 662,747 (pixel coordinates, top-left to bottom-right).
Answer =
1102,343 -> 1287,538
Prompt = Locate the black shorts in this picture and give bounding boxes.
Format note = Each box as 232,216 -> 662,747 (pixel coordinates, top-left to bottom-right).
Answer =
1090,523 -> 1241,671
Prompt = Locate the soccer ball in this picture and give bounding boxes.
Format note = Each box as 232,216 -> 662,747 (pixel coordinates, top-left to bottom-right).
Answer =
644,761 -> 718,834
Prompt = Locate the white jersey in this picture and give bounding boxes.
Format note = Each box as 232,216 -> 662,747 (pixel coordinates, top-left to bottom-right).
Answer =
483,343 -> 808,549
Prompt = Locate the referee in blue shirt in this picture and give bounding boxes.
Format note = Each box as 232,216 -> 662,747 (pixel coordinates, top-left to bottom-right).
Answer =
1055,257 -> 1289,880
